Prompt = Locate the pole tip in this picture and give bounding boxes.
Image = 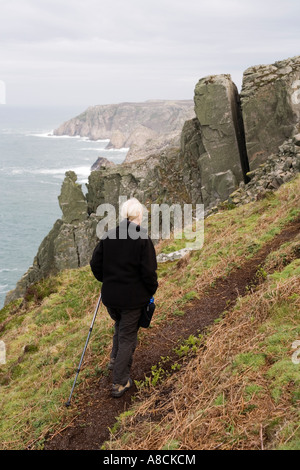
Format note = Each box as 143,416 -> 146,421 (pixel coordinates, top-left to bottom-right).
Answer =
65,401 -> 71,408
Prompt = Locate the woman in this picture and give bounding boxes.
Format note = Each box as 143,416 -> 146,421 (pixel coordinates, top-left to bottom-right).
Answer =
90,198 -> 158,398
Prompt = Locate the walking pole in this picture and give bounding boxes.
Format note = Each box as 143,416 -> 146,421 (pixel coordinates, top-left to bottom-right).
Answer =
65,292 -> 102,407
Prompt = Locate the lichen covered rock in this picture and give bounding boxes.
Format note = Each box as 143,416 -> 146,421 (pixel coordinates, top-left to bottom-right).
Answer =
241,56 -> 300,170
193,74 -> 249,207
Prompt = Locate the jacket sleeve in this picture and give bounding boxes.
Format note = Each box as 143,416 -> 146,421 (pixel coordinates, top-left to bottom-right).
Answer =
140,237 -> 158,296
90,239 -> 104,282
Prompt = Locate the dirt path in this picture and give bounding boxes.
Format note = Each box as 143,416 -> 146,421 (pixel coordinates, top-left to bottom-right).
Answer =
44,218 -> 300,450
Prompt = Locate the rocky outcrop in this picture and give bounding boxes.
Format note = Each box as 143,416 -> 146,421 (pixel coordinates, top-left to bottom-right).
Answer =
169,74 -> 251,211
86,78 -> 252,216
222,136 -> 300,209
91,157 -> 116,171
193,74 -> 249,208
54,100 -> 195,162
241,56 -> 300,170
86,146 -> 190,215
124,132 -> 181,163
58,171 -> 88,224
5,56 -> 300,305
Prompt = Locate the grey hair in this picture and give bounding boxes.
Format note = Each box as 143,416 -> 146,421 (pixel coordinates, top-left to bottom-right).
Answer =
121,198 -> 143,221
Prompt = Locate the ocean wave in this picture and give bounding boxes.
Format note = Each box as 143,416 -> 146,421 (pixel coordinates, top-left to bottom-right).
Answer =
106,147 -> 129,152
80,147 -> 109,151
33,168 -> 72,175
79,137 -> 110,143
11,168 -> 24,175
34,166 -> 91,177
1,128 -> 16,135
39,180 -> 61,186
4,166 -> 93,183
0,268 -> 21,273
0,289 -> 9,295
8,166 -> 92,177
26,132 -> 110,143
26,131 -> 80,139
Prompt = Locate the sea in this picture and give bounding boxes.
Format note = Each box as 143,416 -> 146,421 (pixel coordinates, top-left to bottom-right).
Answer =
0,105 -> 128,309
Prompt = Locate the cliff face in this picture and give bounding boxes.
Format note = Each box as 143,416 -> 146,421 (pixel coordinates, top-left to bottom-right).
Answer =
86,75 -> 253,213
53,100 -> 195,162
5,55 -> 300,305
193,74 -> 249,207
241,56 -> 300,169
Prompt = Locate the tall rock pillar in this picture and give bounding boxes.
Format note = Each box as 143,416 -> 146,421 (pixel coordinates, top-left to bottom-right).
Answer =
193,74 -> 249,207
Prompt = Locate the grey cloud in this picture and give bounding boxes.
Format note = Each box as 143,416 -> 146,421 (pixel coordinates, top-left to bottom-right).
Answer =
1,0 -> 300,106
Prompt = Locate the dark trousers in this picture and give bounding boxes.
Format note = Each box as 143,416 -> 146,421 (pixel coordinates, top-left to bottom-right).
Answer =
107,306 -> 142,385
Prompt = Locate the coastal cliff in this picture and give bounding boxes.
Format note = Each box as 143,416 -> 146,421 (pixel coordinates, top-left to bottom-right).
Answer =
53,100 -> 195,163
5,55 -> 300,305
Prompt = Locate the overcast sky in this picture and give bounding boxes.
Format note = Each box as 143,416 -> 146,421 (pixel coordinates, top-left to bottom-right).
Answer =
1,0 -> 300,107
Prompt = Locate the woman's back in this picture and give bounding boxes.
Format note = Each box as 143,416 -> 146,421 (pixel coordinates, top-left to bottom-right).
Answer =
90,218 -> 158,309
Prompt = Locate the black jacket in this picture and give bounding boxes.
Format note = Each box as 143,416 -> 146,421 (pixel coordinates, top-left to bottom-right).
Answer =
90,218 -> 158,309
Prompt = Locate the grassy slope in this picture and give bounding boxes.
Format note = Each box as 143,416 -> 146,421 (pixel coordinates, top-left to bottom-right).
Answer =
105,257 -> 300,450
0,175 -> 299,450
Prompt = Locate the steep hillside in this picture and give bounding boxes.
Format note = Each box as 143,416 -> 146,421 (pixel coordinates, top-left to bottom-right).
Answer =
0,174 -> 299,450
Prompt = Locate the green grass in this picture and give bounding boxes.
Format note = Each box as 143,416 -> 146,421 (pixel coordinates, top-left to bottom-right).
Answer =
0,266 -> 113,449
244,384 -> 263,401
232,352 -> 266,372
